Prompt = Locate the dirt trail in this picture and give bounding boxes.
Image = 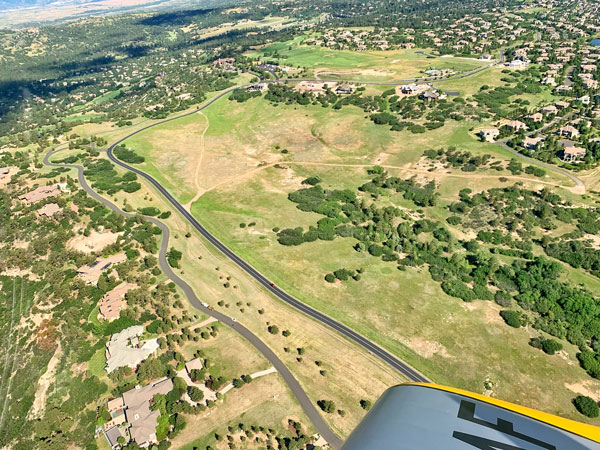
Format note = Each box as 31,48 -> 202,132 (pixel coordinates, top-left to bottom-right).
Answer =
202,160 -> 571,195
184,111 -> 210,210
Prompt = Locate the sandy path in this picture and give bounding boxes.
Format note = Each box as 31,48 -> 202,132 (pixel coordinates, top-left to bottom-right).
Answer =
190,316 -> 218,331
219,366 -> 277,395
183,111 -> 210,211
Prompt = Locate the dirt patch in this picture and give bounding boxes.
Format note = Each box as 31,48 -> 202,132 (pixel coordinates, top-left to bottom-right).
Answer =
565,380 -> 600,402
461,301 -> 504,326
71,361 -> 87,377
29,342 -> 61,419
36,319 -> 58,351
68,229 -> 122,253
0,167 -> 18,187
1,267 -> 39,280
407,337 -> 451,358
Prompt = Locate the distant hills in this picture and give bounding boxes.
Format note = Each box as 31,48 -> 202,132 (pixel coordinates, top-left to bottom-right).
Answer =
0,0 -> 195,27
0,0 -> 82,11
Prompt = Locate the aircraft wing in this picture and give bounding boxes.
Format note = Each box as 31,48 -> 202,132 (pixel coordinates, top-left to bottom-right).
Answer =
341,383 -> 600,450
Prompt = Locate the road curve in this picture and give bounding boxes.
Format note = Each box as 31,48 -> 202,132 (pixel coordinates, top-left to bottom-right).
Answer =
43,149 -> 344,449
105,92 -> 429,384
497,141 -> 585,190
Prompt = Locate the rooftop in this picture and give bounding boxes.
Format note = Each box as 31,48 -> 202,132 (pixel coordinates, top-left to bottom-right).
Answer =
105,325 -> 159,373
99,282 -> 137,322
18,185 -> 60,204
122,378 -> 173,446
77,253 -> 127,285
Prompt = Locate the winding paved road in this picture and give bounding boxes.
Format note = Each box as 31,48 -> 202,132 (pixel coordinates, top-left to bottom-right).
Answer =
43,149 -> 345,449
498,141 -> 585,191
104,95 -> 429,385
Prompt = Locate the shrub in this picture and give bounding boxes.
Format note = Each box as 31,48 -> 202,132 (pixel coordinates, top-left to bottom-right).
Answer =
187,386 -> 204,402
360,399 -> 372,410
268,325 -> 279,334
139,207 -> 161,216
167,248 -> 183,268
494,291 -> 512,307
114,147 -> 145,163
446,216 -> 462,225
541,339 -> 562,355
573,395 -> 599,418
324,273 -> 335,283
317,399 -> 336,413
499,310 -> 522,328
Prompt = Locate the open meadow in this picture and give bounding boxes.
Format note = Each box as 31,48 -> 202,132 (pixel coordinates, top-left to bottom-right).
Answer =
114,84 -> 600,425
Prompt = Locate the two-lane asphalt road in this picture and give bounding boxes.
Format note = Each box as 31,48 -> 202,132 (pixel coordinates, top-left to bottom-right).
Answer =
104,92 -> 429,384
43,149 -> 344,449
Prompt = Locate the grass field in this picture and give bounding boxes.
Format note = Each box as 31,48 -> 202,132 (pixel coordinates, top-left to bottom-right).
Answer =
190,163 -> 600,425
248,41 -> 487,81
172,375 -> 314,449
102,157 -> 405,438
98,48 -> 600,434
123,113 -> 208,204
180,325 -> 271,381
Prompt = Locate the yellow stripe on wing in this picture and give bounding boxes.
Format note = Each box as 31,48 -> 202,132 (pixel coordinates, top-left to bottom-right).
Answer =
404,383 -> 600,443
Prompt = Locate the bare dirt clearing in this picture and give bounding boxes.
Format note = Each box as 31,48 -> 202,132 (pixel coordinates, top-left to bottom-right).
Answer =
68,229 -> 122,253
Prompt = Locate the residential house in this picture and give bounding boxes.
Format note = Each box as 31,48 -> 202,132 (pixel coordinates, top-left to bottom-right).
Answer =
106,397 -> 127,428
479,128 -> 500,142
505,120 -> 527,132
99,282 -> 137,322
508,59 -> 528,68
335,84 -> 354,95
122,378 -> 174,447
247,82 -> 268,92
555,100 -> 570,110
555,85 -> 572,94
559,125 -> 580,139
77,253 -> 127,285
541,105 -> 558,115
397,83 -> 429,96
562,145 -> 586,162
420,90 -> 441,102
524,113 -> 543,122
18,185 -> 60,205
542,76 -> 557,86
522,136 -> 545,150
576,95 -> 591,106
185,358 -> 203,376
37,203 -> 62,218
212,58 -> 235,68
105,325 -> 160,373
104,426 -> 125,450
